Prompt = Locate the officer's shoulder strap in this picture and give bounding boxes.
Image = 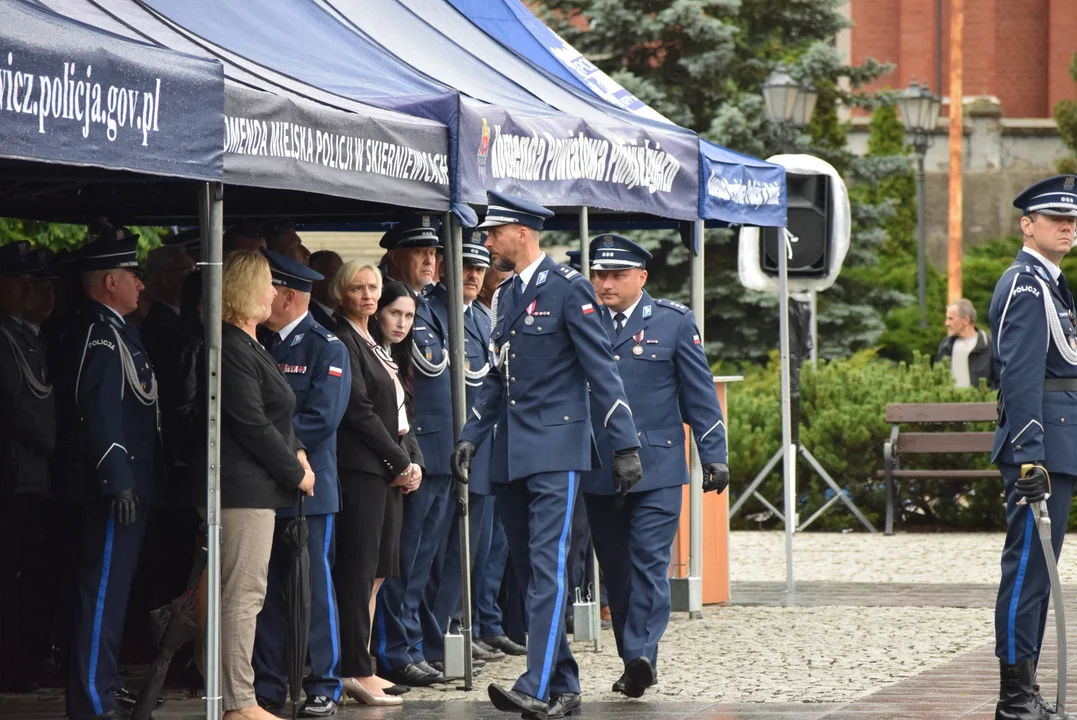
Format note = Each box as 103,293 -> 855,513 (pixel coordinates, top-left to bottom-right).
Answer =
654,298 -> 690,315
552,263 -> 583,283
309,322 -> 338,342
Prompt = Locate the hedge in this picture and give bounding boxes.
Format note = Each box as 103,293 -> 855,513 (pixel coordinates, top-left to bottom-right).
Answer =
726,350 -> 1013,531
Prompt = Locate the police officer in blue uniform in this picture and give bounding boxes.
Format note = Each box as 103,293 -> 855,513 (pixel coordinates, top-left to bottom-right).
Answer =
421,233 -> 507,668
991,176 -> 1077,720
583,234 -> 729,698
62,230 -> 164,720
252,250 -> 350,717
451,192 -> 643,719
373,215 -> 452,687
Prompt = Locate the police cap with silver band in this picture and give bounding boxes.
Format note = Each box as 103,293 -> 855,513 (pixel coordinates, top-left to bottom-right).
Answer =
380,214 -> 442,250
261,248 -> 323,293
565,249 -> 582,272
77,226 -> 141,272
1014,175 -> 1077,217
478,190 -> 554,231
461,229 -> 490,268
589,233 -> 653,270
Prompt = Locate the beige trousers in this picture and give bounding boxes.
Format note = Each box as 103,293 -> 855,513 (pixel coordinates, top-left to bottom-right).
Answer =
220,507 -> 276,711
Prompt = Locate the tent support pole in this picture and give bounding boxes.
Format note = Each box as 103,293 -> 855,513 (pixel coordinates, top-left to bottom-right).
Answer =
200,181 -> 224,720
686,219 -> 705,619
445,213 -> 473,689
578,207 -> 601,653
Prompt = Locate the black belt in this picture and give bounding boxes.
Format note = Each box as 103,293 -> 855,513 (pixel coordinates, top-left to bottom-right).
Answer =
1044,378 -> 1077,392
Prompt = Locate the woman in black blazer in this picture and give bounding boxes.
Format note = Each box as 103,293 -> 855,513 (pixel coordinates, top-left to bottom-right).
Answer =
331,263 -> 421,706
218,251 -> 315,720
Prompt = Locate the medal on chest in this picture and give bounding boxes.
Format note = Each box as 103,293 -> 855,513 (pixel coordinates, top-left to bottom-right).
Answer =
524,299 -> 537,326
632,329 -> 645,356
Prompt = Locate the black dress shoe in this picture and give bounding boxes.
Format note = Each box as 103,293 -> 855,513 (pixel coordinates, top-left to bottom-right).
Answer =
488,684 -> 549,719
622,656 -> 656,698
298,695 -> 337,717
612,672 -> 626,694
473,640 -> 506,661
548,692 -> 582,718
381,662 -> 443,687
384,684 -> 410,696
114,688 -> 165,710
482,634 -> 527,656
257,695 -> 285,713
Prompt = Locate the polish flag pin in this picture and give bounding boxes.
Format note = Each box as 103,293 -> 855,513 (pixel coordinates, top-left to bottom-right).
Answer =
329,366 -> 344,377
582,303 -> 594,315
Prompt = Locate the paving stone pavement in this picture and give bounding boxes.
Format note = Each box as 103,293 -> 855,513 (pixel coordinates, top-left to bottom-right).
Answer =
7,531 -> 1075,718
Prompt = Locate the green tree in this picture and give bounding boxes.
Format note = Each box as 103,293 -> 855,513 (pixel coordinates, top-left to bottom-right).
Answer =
0,219 -> 167,261
1053,52 -> 1077,174
537,0 -> 904,365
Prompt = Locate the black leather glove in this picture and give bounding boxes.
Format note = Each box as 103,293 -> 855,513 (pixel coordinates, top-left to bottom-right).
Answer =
1016,464 -> 1050,504
111,488 -> 139,526
702,462 -> 730,494
450,440 -> 476,484
612,448 -> 643,495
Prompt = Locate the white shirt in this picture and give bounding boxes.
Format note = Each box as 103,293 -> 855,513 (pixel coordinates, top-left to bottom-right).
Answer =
276,311 -> 308,344
1023,246 -> 1062,282
950,333 -> 978,388
608,294 -> 644,327
517,253 -> 547,291
103,304 -> 125,325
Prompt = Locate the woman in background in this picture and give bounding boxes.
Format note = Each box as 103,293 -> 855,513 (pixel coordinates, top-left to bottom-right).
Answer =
332,265 -> 421,706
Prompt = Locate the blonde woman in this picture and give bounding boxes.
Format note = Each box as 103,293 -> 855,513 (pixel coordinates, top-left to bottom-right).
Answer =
331,262 -> 422,705
219,251 -> 314,720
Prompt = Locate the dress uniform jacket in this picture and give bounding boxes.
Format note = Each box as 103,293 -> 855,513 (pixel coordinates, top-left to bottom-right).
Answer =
409,283 -> 453,476
460,255 -> 640,481
0,315 -> 55,494
266,312 -> 349,516
464,302 -> 495,495
583,292 -> 727,495
67,300 -> 163,504
990,249 -> 1077,470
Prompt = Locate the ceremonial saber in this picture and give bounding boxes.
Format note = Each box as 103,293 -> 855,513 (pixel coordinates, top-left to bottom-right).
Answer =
1026,498 -> 1067,716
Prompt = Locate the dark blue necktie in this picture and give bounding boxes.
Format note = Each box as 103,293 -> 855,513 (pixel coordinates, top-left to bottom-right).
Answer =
512,275 -> 523,306
265,332 -> 282,355
1059,273 -> 1075,312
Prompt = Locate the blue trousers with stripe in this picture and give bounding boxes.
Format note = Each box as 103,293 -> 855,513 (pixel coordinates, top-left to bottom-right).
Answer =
473,495 -> 509,638
66,499 -> 148,720
995,465 -> 1076,663
497,471 -> 581,702
585,486 -> 682,668
421,493 -> 489,662
253,513 -> 342,704
375,473 -> 453,669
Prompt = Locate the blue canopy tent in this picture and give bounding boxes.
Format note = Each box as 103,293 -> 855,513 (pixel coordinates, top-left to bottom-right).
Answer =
36,0 -> 453,217
141,0 -> 703,223
445,0 -> 787,229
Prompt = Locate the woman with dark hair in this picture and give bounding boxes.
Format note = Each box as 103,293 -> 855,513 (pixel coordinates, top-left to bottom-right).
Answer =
369,280 -> 417,413
331,264 -> 422,705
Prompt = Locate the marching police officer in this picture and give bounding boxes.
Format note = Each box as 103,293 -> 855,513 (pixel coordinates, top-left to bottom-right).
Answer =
63,229 -> 163,720
252,251 -> 350,717
0,241 -> 56,691
584,234 -> 729,698
373,216 -> 451,687
991,175 -> 1077,720
451,192 -> 643,719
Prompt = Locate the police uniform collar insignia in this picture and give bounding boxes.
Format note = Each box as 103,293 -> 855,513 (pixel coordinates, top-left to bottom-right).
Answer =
291,333 -> 304,346
1035,265 -> 1051,282
536,269 -> 549,287
642,305 -> 652,319
108,316 -> 124,329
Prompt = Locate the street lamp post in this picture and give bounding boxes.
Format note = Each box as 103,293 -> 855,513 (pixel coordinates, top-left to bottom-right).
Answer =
896,80 -> 942,328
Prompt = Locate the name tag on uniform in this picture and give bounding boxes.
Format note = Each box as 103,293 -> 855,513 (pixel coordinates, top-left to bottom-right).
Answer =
279,364 -> 307,374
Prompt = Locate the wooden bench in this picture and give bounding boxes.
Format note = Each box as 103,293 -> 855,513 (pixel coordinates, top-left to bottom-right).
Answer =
878,402 -> 1000,535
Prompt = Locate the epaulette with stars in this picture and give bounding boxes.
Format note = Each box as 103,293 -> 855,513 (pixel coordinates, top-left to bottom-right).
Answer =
309,323 -> 338,342
555,264 -> 582,281
655,298 -> 690,314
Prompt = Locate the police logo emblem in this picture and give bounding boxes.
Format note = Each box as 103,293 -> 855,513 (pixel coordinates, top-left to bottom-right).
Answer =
632,345 -> 644,356
603,235 -> 614,247
524,315 -> 535,326
1066,176 -> 1076,191
421,215 -> 431,228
